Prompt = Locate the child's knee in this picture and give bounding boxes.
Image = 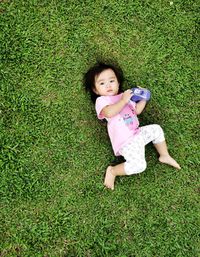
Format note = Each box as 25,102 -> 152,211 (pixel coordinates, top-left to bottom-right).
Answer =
138,160 -> 147,173
125,160 -> 147,175
153,125 -> 165,144
132,160 -> 147,174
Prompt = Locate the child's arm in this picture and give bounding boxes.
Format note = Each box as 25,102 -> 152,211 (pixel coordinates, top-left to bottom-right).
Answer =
101,90 -> 133,118
135,100 -> 147,115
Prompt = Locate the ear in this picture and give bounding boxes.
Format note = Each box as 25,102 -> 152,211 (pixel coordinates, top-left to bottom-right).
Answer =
93,87 -> 99,95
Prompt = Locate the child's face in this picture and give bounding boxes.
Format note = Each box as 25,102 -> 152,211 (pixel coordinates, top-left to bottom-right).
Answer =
93,69 -> 119,96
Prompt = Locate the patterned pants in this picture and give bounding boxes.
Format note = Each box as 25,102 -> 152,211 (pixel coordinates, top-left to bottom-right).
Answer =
119,124 -> 165,175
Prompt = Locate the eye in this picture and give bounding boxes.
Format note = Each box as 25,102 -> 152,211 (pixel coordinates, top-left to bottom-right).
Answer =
110,80 -> 115,83
100,82 -> 105,86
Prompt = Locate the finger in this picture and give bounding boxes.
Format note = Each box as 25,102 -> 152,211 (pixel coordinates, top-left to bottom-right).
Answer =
127,89 -> 133,94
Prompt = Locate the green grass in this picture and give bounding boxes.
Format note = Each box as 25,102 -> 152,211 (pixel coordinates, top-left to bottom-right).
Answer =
0,0 -> 199,256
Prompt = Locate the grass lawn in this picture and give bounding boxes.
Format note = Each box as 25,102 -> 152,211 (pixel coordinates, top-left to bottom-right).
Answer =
0,0 -> 199,256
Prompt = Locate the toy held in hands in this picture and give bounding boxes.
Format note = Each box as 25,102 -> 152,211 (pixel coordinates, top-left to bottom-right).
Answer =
131,87 -> 151,102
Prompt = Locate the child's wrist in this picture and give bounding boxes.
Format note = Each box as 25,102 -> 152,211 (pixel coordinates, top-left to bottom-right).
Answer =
121,98 -> 128,105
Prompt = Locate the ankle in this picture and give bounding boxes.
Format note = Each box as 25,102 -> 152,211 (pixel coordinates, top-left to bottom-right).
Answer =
109,166 -> 116,176
159,154 -> 170,158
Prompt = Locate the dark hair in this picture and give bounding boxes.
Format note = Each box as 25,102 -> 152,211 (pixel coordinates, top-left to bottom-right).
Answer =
84,62 -> 124,103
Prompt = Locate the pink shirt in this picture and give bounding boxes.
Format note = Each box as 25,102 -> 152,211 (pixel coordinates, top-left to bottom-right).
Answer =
95,93 -> 140,156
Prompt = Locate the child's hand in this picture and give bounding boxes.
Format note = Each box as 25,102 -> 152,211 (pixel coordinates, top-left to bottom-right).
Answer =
122,89 -> 133,104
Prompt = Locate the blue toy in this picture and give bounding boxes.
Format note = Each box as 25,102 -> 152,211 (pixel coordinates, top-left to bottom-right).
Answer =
131,87 -> 151,102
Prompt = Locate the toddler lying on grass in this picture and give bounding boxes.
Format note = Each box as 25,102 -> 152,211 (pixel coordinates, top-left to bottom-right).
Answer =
84,62 -> 181,190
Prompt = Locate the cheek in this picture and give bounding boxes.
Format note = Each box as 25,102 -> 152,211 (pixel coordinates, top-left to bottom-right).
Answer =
115,83 -> 120,90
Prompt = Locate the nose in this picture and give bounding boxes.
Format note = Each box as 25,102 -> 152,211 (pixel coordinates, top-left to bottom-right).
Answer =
105,82 -> 111,88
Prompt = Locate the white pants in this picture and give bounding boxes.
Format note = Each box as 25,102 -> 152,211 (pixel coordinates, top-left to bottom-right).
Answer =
119,124 -> 165,175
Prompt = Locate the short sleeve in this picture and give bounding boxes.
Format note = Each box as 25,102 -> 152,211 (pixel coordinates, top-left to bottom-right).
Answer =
95,96 -> 111,120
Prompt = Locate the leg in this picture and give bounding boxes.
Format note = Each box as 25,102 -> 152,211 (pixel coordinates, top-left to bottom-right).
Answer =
104,163 -> 126,190
154,141 -> 181,169
141,125 -> 181,170
104,134 -> 147,190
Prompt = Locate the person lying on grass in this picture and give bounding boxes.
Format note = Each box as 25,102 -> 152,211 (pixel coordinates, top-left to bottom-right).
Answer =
84,61 -> 181,190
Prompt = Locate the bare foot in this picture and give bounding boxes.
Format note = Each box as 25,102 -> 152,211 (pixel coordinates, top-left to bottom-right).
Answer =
159,155 -> 181,170
104,166 -> 116,190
